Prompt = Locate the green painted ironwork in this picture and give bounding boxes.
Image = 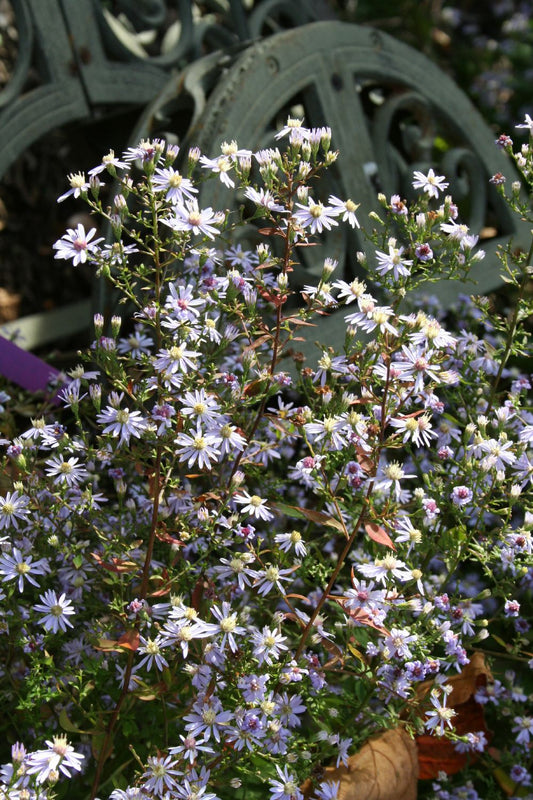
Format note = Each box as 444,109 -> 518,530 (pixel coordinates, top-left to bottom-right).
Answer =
137,21 -> 529,354
0,0 -> 327,348
0,3 -> 526,355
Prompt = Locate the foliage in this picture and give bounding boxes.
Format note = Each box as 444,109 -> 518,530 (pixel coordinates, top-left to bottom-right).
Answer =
0,116 -> 532,800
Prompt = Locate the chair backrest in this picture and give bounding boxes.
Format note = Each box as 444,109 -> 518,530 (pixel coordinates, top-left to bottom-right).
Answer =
1,11 -> 525,385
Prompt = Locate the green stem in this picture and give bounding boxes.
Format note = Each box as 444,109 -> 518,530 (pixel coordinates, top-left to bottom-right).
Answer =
485,243 -> 532,417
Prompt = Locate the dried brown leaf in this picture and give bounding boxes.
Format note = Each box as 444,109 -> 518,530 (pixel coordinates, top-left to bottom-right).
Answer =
365,522 -> 395,550
302,728 -> 418,800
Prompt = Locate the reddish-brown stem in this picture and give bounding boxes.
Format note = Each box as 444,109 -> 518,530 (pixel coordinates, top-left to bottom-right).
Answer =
293,485 -> 373,663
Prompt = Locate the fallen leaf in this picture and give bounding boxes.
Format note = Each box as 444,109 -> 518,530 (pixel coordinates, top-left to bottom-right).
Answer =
415,652 -> 492,706
302,728 -> 418,800
416,652 -> 492,779
416,696 -> 489,779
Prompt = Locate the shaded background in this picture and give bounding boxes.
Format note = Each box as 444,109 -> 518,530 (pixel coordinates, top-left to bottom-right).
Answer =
0,0 -> 531,331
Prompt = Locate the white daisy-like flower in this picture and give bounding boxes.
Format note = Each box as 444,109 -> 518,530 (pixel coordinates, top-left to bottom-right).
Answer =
234,490 -> 273,520
412,168 -> 449,199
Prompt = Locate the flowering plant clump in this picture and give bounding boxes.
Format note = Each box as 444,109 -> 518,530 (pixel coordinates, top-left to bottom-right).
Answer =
0,116 -> 532,800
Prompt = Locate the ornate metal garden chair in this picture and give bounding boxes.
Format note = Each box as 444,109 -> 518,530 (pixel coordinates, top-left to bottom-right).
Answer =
0,0 -> 527,388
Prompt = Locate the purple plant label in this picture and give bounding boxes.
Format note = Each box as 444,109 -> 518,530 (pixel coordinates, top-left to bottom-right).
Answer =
0,337 -> 59,397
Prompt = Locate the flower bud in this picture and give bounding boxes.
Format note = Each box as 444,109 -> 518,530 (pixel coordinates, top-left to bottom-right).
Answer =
111,315 -> 122,337
277,272 -> 289,290
93,313 -> 104,337
90,175 -> 101,199
89,383 -> 102,411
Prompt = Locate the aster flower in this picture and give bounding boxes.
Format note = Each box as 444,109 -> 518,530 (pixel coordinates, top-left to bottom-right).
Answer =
0,490 -> 30,530
439,219 -> 473,244
509,764 -> 531,787
213,422 -> 247,457
345,299 -> 398,336
53,223 -> 104,266
515,113 -> 533,132
26,735 -> 84,784
391,345 -> 442,394
122,138 -> 164,164
274,117 -> 310,141
252,563 -> 295,596
183,696 -> 233,742
328,195 -> 360,228
412,168 -> 449,199
164,281 -> 205,322
314,780 -> 341,800
151,402 -> 176,435
343,577 -> 386,612
45,455 -> 88,487
358,554 -> 412,585
181,389 -> 221,424
234,490 -> 273,520
88,149 -> 128,176
141,755 -> 180,796
477,437 -> 517,470
0,547 -> 50,592
226,710 -> 266,751
332,277 -> 367,303
293,199 -> 339,234
33,589 -> 75,633
116,327 -> 154,359
238,673 -> 270,702
199,154 -> 235,187
512,715 -> 533,746
213,554 -> 256,591
244,186 -> 287,212
100,241 -> 139,267
274,530 -> 307,557
152,166 -> 197,204
303,415 -> 348,451
389,412 -> 436,447
394,517 -> 423,553
219,139 -> 253,161
269,764 -> 303,800
251,626 -> 289,665
274,692 -> 306,727
384,627 -> 418,660
153,343 -> 199,375
57,171 -> 90,203
415,242 -> 433,261
209,602 -> 246,652
137,635 -> 169,671
424,692 -> 457,736
96,403 -> 149,446
302,279 -> 337,306
175,425 -> 221,470
390,194 -> 408,215
408,315 -> 457,349
163,199 -> 224,239
451,485 -> 473,506
375,243 -> 413,281
159,618 -> 215,658
168,734 -> 214,764
376,460 -> 416,501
